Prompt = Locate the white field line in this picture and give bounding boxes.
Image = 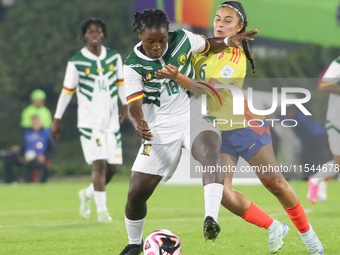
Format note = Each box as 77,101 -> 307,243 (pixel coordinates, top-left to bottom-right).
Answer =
0,209 -> 313,228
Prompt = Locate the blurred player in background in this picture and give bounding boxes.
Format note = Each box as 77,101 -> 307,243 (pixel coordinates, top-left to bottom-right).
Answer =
51,18 -> 128,223
21,89 -> 52,129
119,8 -> 257,255
156,1 -> 323,254
1,115 -> 54,183
308,57 -> 340,204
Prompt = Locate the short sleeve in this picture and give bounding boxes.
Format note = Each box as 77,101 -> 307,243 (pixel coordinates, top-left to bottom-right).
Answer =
123,65 -> 145,104
182,29 -> 208,55
322,58 -> 340,80
63,61 -> 79,90
116,54 -> 125,85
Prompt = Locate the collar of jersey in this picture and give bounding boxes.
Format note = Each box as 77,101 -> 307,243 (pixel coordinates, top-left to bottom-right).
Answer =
81,45 -> 107,61
134,41 -> 168,61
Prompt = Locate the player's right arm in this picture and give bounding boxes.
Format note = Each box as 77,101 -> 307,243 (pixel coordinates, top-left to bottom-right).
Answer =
51,61 -> 78,140
124,65 -> 153,141
320,58 -> 340,94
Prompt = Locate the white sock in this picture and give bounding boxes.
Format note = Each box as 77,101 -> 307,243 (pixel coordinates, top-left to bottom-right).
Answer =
125,216 -> 144,245
204,183 -> 224,222
85,183 -> 94,199
94,191 -> 108,213
299,224 -> 313,239
267,219 -> 280,232
311,160 -> 336,185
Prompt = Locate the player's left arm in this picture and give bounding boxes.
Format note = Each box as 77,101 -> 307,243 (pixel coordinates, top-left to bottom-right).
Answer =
185,28 -> 257,56
207,29 -> 258,53
116,54 -> 129,123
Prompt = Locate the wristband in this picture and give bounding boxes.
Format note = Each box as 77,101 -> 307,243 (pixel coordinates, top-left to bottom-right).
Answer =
224,37 -> 230,46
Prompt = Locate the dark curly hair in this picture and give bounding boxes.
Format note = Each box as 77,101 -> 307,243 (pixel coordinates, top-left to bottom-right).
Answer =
80,18 -> 107,42
133,9 -> 169,33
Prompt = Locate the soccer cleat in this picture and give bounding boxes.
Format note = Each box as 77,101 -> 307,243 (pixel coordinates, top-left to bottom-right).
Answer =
300,224 -> 323,255
119,242 -> 143,255
78,189 -> 91,219
268,222 -> 290,254
317,180 -> 327,202
97,211 -> 112,223
203,216 -> 221,242
307,178 -> 319,204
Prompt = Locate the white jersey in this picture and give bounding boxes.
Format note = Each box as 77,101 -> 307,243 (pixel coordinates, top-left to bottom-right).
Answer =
124,29 -> 209,143
63,46 -> 125,132
322,57 -> 340,128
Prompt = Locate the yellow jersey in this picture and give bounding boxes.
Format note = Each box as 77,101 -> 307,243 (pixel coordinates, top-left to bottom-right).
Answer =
193,47 -> 264,131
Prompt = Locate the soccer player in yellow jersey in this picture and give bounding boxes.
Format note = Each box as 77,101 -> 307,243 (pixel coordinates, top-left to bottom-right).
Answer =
156,1 -> 323,254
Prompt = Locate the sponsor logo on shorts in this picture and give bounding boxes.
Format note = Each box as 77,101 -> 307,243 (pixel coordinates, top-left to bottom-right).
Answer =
96,139 -> 102,147
141,144 -> 152,156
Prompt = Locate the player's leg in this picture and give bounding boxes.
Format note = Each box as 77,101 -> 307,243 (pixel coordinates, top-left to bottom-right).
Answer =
220,150 -> 286,254
106,164 -> 118,184
120,140 -> 181,255
308,160 -> 335,203
308,127 -> 340,204
249,143 -> 323,255
189,127 -> 224,241
120,171 -> 162,255
78,129 -> 112,221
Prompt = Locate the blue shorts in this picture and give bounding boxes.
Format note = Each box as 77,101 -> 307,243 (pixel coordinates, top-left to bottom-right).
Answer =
220,119 -> 272,161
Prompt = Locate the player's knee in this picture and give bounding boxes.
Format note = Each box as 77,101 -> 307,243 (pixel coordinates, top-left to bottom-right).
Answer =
263,178 -> 287,197
92,160 -> 106,173
107,164 -> 118,175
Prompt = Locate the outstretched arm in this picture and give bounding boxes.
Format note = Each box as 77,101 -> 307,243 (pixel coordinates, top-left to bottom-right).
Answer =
207,29 -> 258,53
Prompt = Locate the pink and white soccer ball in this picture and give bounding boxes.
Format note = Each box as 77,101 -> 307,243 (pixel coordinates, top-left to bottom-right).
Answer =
143,229 -> 182,255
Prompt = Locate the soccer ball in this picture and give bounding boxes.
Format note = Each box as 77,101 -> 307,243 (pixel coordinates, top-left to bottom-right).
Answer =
143,229 -> 182,255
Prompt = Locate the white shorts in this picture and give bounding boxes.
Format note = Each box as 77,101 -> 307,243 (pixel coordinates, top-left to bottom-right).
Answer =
79,128 -> 123,165
131,117 -> 220,181
327,126 -> 340,156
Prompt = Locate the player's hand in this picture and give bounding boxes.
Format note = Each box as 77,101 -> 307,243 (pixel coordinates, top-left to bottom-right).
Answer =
155,64 -> 179,80
120,105 -> 129,124
51,118 -> 62,140
134,120 -> 153,141
228,29 -> 258,48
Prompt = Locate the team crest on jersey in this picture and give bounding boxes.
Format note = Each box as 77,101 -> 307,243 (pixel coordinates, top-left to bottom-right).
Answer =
145,73 -> 152,81
217,52 -> 226,60
96,139 -> 102,147
85,68 -> 90,76
178,53 -> 187,65
141,144 -> 152,156
109,64 -> 115,72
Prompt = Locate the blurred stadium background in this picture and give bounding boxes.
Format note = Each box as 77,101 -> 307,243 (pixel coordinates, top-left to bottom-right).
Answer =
0,0 -> 339,180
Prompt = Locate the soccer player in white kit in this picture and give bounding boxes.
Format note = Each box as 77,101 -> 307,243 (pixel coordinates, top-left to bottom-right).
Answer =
308,57 -> 340,204
51,18 -> 128,222
119,9 -> 258,255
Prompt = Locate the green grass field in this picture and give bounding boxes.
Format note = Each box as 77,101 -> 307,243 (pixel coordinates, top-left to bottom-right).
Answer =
1,178 -> 339,254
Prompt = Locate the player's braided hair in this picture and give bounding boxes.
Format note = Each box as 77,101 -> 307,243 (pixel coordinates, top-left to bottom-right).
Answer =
220,1 -> 255,73
80,18 -> 107,42
133,9 -> 170,33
